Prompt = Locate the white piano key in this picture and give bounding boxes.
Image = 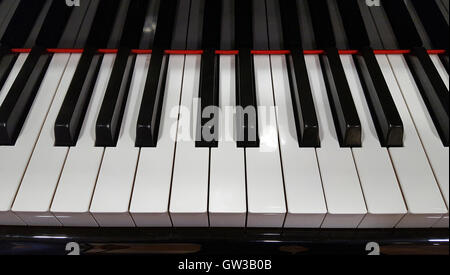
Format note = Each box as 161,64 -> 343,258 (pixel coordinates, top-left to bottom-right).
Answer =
89,54 -> 147,227
0,0 -> 18,38
0,53 -> 31,225
386,55 -> 449,228
246,55 -> 286,228
130,54 -> 185,227
306,55 -> 367,228
170,55 -> 210,227
381,55 -> 447,228
429,54 -> 449,90
209,55 -> 246,228
340,55 -> 407,228
269,55 -> 326,228
50,54 -> 116,227
11,54 -> 79,226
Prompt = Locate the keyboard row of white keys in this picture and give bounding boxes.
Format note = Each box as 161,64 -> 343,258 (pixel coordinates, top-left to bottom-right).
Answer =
381,54 -> 447,228
130,54 -> 185,227
2,53 -> 447,229
50,54 -> 116,227
11,53 -> 78,226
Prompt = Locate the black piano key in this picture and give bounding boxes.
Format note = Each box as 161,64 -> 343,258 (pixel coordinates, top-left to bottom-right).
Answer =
22,0 -> 53,49
220,0 -> 235,50
72,0 -> 102,49
406,47 -> 449,146
0,0 -> 11,28
382,0 -> 423,49
186,0 -> 205,50
307,0 -> 335,49
280,0 -> 320,147
138,0 -> 161,49
0,47 -> 51,145
286,52 -> 320,147
297,0 -> 316,50
236,50 -> 259,148
119,0 -> 149,49
106,0 -> 132,49
34,1 -> 74,48
235,0 -> 259,147
321,48 -> 362,147
366,0 -> 398,50
354,47 -> 404,147
0,0 -> 18,39
0,0 -> 47,48
327,0 -> 348,50
410,0 -> 449,50
357,0 -> 384,50
88,0 -> 123,48
196,49 -> 220,147
252,0 -> 269,50
279,0 -> 301,49
336,0 -> 370,49
152,0 -> 178,50
54,49 -> 103,146
202,0 -> 221,50
136,0 -> 177,147
135,50 -> 168,147
56,0 -> 93,49
0,52 -> 17,92
171,0 -> 191,50
235,0 -> 253,49
96,49 -> 136,147
196,0 -> 221,148
266,0 -> 283,51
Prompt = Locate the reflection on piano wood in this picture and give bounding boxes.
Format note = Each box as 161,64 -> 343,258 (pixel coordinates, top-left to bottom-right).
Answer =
0,227 -> 448,255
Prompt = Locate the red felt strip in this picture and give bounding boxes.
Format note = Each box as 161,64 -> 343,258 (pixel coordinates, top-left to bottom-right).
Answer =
131,49 -> 152,54
251,50 -> 291,54
164,50 -> 204,54
8,48 -> 447,55
215,50 -> 239,55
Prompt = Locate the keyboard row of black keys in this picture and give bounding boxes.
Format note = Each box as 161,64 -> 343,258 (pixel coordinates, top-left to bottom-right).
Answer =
0,0 -> 448,150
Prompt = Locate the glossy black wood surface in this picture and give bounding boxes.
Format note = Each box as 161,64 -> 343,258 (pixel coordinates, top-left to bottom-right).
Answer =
0,227 -> 447,255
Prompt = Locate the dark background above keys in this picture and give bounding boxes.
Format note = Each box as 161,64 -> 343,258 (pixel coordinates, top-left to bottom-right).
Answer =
0,0 -> 448,51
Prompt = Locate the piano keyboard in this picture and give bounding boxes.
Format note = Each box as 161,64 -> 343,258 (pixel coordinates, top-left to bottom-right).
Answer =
0,0 -> 448,229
